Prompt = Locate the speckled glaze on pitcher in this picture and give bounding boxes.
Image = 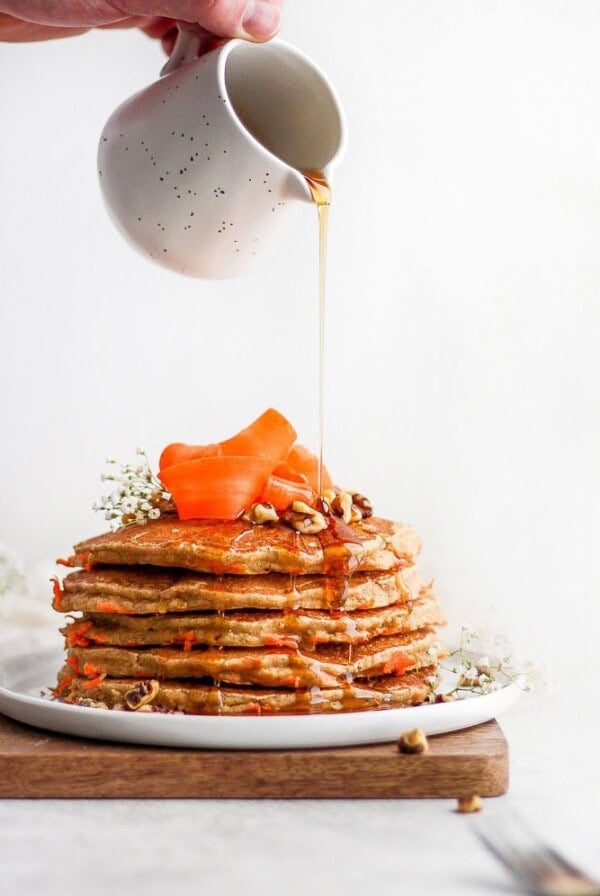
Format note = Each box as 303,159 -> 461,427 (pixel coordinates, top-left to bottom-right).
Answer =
97,33 -> 346,279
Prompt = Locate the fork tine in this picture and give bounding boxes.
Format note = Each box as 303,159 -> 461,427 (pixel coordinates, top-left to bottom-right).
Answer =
474,828 -> 519,874
488,819 -> 549,872
473,813 -> 600,896
474,826 -> 539,887
542,846 -> 587,878
507,814 -> 590,881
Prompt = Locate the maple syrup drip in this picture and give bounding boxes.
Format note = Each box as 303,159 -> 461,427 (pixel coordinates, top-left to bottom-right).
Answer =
230,525 -> 256,547
214,681 -> 224,715
309,685 -> 328,708
323,576 -> 349,613
317,515 -> 364,613
215,609 -> 225,715
346,643 -> 354,684
319,517 -> 363,574
289,573 -> 301,610
304,169 -> 331,494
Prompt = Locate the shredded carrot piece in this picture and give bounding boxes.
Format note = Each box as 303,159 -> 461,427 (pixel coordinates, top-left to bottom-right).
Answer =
222,563 -> 246,575
96,601 -> 128,614
76,552 -> 93,572
82,673 -> 106,689
179,631 -> 197,652
83,662 -> 102,679
50,576 -> 63,610
244,702 -> 262,715
65,621 -> 94,648
66,655 -> 80,673
56,556 -> 75,568
382,653 -> 413,676
52,675 -> 74,697
66,633 -> 89,647
263,635 -> 299,651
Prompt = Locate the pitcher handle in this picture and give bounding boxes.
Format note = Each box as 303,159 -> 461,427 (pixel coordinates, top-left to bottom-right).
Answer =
160,25 -> 207,77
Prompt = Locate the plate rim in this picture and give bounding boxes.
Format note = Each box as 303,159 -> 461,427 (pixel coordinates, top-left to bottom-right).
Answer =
0,646 -> 523,750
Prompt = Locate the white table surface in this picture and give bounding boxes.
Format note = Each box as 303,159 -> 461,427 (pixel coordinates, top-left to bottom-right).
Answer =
0,657 -> 598,896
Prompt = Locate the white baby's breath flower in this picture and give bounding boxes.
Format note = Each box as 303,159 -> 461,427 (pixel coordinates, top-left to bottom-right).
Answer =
439,624 -> 544,700
93,449 -> 173,530
462,667 -> 479,683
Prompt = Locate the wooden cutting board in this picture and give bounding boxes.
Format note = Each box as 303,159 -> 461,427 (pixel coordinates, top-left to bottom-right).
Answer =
0,713 -> 508,799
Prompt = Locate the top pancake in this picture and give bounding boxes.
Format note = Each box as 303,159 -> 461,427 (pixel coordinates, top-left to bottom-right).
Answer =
72,516 -> 422,576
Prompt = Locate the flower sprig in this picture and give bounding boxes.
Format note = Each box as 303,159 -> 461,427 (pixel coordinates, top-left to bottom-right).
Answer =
93,448 -> 173,530
434,625 -> 544,700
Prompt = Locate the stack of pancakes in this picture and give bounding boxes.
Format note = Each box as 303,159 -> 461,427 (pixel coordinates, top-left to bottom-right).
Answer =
52,515 -> 446,714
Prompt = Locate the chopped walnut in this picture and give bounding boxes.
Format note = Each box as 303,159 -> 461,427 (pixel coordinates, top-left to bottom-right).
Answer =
125,679 -> 160,711
243,502 -> 279,525
457,795 -> 483,813
330,492 -> 353,524
314,496 -> 330,515
349,504 -> 363,523
351,493 -> 373,518
281,500 -> 328,535
316,489 -> 337,514
151,491 -> 176,515
77,698 -> 109,710
435,693 -> 456,704
398,727 -> 429,754
328,490 -> 374,524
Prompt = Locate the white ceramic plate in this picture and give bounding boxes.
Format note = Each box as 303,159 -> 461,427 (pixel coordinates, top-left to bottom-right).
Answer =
0,648 -> 522,750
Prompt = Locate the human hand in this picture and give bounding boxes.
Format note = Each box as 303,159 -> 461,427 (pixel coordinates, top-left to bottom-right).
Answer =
0,1 -> 282,54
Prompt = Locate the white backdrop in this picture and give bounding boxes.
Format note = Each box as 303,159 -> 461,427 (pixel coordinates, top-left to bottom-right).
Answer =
1,1 -> 599,672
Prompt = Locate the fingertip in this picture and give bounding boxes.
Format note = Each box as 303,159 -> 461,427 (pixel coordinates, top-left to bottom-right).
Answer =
241,0 -> 282,40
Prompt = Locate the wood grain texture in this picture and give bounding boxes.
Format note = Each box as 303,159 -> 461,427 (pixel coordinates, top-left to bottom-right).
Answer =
0,713 -> 508,799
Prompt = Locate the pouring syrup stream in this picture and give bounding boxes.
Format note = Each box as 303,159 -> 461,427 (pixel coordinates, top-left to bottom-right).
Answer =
303,170 -> 331,495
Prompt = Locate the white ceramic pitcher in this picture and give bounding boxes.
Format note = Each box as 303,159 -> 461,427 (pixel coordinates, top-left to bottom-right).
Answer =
97,31 -> 346,279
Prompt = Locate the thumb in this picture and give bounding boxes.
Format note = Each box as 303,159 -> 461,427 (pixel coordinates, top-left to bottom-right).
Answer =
237,0 -> 283,40
120,1 -> 283,41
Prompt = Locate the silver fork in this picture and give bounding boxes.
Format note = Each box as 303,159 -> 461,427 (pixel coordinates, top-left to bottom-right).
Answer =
473,810 -> 600,896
